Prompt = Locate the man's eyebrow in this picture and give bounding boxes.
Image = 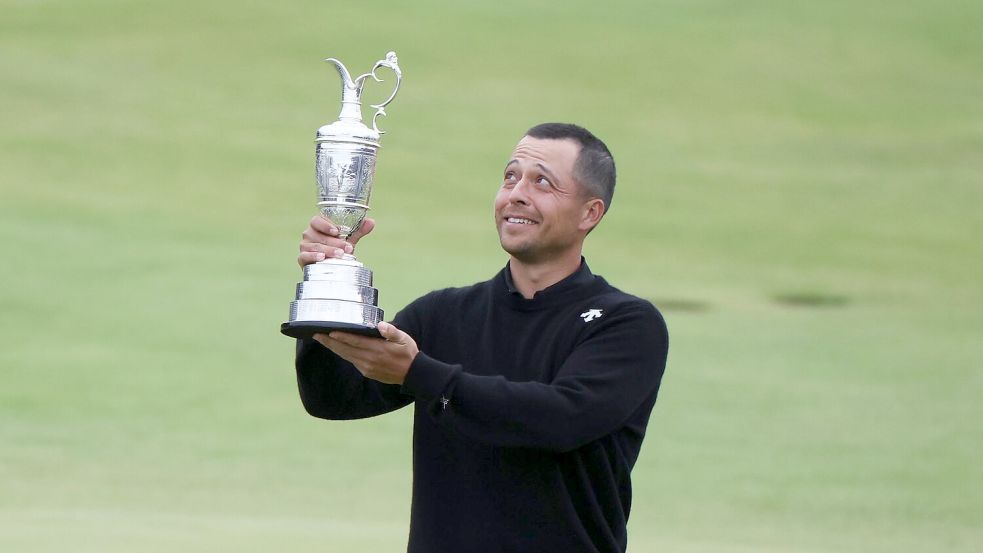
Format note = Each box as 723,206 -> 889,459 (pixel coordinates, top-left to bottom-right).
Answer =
535,163 -> 560,184
504,160 -> 561,185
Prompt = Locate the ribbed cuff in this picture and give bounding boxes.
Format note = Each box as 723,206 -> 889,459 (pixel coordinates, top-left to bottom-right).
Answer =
401,351 -> 460,401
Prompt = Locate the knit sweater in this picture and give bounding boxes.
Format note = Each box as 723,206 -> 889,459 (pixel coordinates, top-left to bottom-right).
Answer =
296,260 -> 669,552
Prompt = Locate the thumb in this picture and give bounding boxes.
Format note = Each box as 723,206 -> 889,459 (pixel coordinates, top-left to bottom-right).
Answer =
377,321 -> 405,343
349,218 -> 376,247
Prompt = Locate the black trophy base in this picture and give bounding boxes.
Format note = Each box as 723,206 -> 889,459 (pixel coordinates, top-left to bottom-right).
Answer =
280,320 -> 383,340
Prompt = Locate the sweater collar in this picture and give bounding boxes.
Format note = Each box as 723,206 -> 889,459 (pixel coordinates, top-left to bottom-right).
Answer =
500,257 -> 596,307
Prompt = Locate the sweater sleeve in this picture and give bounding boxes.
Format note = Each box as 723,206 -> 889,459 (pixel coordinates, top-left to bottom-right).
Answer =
294,295 -> 432,420
400,301 -> 668,452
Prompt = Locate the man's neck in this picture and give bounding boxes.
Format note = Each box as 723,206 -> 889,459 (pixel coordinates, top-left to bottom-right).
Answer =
508,252 -> 583,299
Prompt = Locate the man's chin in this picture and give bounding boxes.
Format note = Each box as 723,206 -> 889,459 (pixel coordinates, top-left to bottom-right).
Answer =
499,239 -> 531,259
500,243 -> 543,264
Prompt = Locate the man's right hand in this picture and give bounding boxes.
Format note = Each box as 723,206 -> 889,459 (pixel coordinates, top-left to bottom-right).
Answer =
298,215 -> 376,267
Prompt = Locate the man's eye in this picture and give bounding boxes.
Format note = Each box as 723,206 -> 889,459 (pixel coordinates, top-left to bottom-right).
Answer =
536,176 -> 551,187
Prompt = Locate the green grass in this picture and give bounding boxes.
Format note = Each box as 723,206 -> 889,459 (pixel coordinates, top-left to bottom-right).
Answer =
2,0 -> 981,551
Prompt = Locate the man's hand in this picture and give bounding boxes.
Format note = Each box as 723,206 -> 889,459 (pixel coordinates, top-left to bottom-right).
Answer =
298,215 -> 376,267
314,322 -> 419,385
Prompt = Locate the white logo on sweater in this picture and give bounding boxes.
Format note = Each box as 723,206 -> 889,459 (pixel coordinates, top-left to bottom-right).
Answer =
580,308 -> 603,322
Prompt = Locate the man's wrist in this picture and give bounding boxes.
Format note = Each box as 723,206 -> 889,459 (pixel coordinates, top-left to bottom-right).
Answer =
401,352 -> 460,401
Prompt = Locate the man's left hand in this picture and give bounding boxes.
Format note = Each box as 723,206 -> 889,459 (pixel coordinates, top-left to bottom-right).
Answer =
314,322 -> 419,385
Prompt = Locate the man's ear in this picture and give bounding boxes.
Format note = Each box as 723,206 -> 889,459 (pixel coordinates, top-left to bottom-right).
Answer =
579,198 -> 606,232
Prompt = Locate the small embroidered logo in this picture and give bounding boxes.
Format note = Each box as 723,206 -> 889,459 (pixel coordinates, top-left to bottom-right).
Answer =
440,396 -> 450,410
580,308 -> 603,323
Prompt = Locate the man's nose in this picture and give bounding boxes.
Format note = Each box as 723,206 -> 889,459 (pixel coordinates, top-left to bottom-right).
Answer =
508,178 -> 531,205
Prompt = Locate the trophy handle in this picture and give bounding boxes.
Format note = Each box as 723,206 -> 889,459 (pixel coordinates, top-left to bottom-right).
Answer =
366,52 -> 402,134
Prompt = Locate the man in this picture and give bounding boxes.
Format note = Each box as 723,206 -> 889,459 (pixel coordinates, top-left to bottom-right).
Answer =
295,123 -> 668,552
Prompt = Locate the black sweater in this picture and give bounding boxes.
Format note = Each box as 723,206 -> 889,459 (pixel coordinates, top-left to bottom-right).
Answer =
296,261 -> 668,552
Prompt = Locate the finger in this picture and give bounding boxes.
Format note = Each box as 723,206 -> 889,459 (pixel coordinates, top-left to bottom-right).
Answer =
327,330 -> 382,348
298,251 -> 327,267
300,241 -> 352,258
376,321 -> 407,344
348,218 -> 375,247
315,334 -> 364,363
300,227 -> 347,247
310,215 -> 340,236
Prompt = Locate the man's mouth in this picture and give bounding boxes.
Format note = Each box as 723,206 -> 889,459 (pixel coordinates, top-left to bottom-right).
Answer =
505,217 -> 537,225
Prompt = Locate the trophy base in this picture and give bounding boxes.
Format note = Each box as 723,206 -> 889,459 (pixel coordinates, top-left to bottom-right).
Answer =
280,320 -> 382,340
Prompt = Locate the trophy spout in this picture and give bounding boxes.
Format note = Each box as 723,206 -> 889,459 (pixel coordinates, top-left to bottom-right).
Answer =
324,58 -> 364,123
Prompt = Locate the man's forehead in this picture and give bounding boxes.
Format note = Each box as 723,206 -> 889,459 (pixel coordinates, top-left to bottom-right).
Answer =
509,136 -> 581,168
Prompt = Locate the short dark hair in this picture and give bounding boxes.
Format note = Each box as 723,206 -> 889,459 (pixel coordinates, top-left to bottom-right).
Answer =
524,122 -> 616,212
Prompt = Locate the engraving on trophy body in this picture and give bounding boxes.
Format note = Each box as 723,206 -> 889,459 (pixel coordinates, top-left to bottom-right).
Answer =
281,51 -> 402,339
315,143 -> 377,238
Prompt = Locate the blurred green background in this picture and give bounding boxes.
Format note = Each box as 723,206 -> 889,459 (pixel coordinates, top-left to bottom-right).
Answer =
2,0 -> 981,551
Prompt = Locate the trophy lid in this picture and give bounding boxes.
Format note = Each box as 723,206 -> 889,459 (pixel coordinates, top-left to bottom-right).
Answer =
316,52 -> 402,148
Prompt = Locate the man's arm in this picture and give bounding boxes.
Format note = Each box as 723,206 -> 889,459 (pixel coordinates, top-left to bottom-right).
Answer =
323,301 -> 668,452
295,336 -> 413,420
293,214 -> 414,419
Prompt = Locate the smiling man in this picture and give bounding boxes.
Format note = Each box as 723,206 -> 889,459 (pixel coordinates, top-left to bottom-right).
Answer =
295,123 -> 669,553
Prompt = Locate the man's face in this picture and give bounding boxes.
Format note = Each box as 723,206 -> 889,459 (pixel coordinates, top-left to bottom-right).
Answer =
494,136 -> 596,263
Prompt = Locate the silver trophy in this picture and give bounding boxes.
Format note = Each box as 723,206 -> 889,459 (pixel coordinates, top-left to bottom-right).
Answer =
281,51 -> 402,339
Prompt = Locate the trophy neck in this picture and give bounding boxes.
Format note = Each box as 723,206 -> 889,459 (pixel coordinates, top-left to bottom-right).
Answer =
338,83 -> 364,123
